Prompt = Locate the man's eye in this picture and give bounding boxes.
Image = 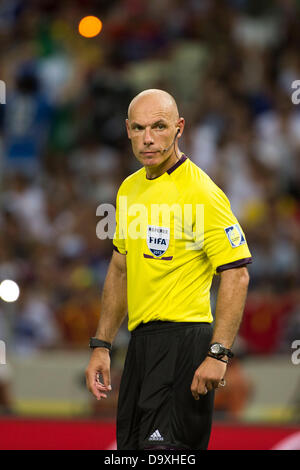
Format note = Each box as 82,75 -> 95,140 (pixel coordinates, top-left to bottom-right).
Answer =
156,124 -> 165,129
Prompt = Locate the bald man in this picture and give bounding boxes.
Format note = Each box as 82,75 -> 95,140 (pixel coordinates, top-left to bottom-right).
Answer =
86,89 -> 252,450
126,89 -> 184,179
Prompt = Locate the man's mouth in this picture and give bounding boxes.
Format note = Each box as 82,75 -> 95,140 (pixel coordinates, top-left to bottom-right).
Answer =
141,151 -> 159,156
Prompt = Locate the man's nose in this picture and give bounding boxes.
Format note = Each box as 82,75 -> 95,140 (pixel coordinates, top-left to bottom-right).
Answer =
144,127 -> 154,145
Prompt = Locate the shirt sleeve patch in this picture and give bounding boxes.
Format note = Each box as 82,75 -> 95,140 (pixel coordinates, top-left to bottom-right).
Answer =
224,224 -> 246,248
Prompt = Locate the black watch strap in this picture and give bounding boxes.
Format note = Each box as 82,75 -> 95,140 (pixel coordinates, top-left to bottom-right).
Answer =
209,342 -> 234,359
207,353 -> 229,364
89,337 -> 112,351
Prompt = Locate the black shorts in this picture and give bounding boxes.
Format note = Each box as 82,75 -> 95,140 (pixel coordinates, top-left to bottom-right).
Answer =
116,321 -> 214,450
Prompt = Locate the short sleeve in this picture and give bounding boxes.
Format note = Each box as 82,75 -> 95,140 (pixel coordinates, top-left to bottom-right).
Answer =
202,184 -> 252,274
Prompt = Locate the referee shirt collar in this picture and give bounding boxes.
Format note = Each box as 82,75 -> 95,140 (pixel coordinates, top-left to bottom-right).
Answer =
145,154 -> 187,180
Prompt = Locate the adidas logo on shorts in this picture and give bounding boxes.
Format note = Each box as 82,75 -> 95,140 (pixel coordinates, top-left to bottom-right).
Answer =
149,429 -> 164,441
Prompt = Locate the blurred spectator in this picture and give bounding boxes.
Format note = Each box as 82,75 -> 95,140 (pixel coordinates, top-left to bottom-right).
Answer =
12,284 -> 61,355
68,134 -> 122,203
2,67 -> 52,177
3,173 -> 51,241
239,286 -> 298,354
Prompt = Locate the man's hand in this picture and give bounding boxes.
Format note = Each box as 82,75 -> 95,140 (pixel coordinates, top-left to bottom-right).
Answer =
191,356 -> 227,400
85,251 -> 127,401
85,348 -> 111,400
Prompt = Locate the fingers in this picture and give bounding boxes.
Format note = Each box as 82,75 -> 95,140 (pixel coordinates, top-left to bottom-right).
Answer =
191,357 -> 228,400
205,381 -> 216,392
191,373 -> 207,400
85,369 -> 112,401
100,368 -> 111,391
85,371 -> 101,400
191,372 -> 224,400
85,350 -> 112,401
216,378 -> 226,388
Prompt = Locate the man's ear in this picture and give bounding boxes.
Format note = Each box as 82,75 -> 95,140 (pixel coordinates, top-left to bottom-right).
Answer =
125,119 -> 131,139
176,117 -> 185,138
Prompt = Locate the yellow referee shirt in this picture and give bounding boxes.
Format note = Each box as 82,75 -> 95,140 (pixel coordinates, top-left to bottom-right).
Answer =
113,155 -> 252,331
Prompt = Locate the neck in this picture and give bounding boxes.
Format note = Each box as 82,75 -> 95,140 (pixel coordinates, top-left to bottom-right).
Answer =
145,149 -> 182,180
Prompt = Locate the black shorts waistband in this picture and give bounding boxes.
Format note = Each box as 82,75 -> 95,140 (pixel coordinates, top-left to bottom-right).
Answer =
131,320 -> 212,336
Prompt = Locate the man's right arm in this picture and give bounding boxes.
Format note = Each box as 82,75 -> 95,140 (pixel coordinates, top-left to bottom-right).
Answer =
85,249 -> 127,400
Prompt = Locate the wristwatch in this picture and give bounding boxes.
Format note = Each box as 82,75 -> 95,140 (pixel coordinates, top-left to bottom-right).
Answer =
208,342 -> 234,359
89,337 -> 112,351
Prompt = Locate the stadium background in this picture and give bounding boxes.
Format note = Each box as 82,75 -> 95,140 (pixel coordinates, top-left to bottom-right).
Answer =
0,0 -> 300,450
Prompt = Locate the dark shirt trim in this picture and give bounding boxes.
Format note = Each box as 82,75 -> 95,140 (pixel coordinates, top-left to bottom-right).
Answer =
146,154 -> 187,180
216,257 -> 252,273
143,254 -> 173,261
113,244 -> 127,255
167,154 -> 187,175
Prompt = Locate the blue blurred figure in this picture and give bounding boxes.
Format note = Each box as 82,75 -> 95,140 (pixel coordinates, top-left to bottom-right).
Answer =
2,63 -> 52,178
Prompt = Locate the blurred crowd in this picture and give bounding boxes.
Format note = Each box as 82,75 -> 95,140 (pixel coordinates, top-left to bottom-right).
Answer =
0,0 -> 300,375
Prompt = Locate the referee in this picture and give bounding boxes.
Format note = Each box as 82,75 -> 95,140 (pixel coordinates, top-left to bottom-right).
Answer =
86,89 -> 252,450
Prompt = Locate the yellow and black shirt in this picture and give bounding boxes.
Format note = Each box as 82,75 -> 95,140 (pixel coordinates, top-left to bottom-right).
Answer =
113,155 -> 252,331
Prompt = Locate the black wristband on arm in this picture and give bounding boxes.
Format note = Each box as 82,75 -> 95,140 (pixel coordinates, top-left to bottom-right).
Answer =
207,353 -> 229,364
89,338 -> 112,351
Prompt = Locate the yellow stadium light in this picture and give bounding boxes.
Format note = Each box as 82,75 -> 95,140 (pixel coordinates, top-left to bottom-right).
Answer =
78,16 -> 103,38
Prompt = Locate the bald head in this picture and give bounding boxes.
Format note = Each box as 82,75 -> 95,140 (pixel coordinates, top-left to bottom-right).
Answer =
126,89 -> 185,175
128,89 -> 179,121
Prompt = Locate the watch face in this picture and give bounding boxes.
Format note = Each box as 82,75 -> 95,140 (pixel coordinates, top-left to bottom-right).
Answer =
210,343 -> 222,355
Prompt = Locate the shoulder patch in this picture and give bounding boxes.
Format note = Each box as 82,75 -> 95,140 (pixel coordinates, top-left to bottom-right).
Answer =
224,224 -> 246,248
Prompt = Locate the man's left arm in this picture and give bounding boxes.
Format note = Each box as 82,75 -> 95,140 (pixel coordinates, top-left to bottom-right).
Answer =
191,266 -> 250,399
